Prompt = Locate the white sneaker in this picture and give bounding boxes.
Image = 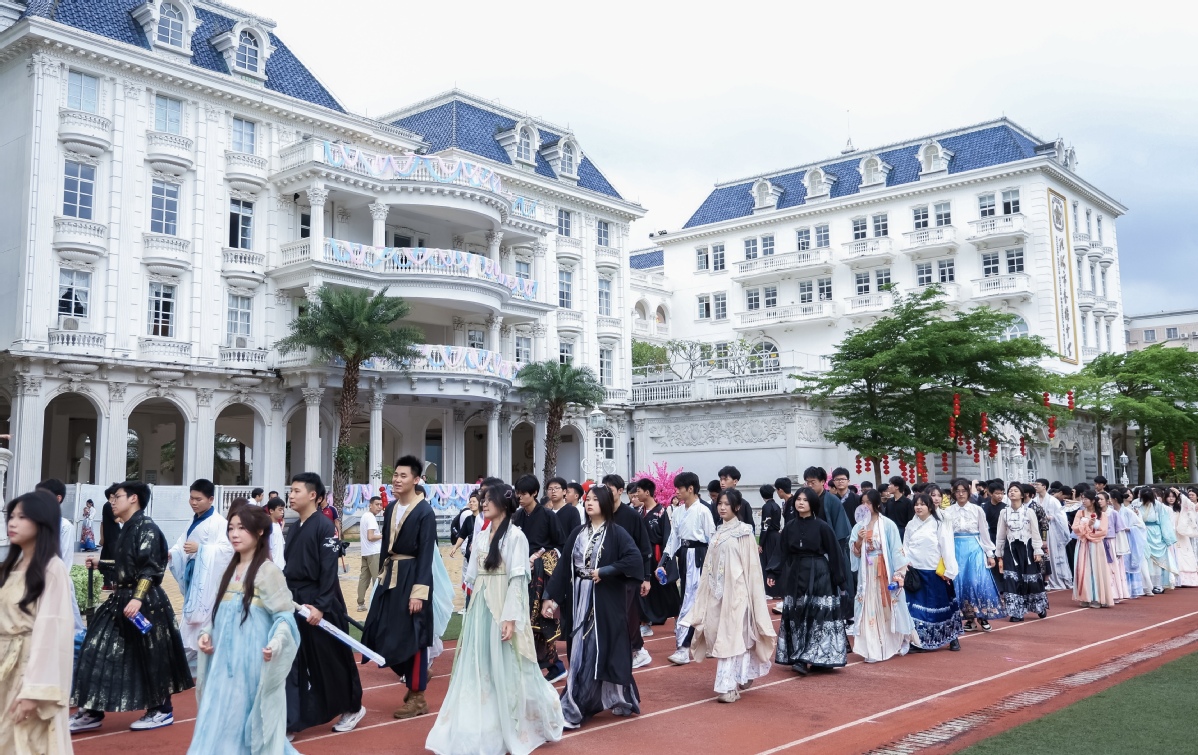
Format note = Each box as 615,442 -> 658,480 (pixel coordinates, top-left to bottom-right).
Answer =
332,705 -> 367,733
640,624 -> 654,637
69,709 -> 104,733
632,648 -> 652,668
129,709 -> 173,730
548,668 -> 568,683
667,648 -> 691,665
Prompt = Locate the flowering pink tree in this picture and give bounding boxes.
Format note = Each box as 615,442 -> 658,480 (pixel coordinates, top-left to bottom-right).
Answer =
632,461 -> 683,507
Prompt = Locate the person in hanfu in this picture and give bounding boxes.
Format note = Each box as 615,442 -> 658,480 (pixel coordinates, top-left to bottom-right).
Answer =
1113,488 -> 1149,597
190,506 -> 299,755
758,483 -> 784,601
542,485 -> 643,728
1040,482 -> 1074,591
1139,487 -> 1178,593
512,474 -> 568,682
1072,489 -> 1113,608
1099,491 -> 1130,603
602,474 -> 655,671
169,478 -> 234,672
848,488 -> 916,663
994,482 -> 1049,622
633,478 -> 681,636
664,471 -> 716,666
903,494 -> 962,652
945,479 -> 1004,631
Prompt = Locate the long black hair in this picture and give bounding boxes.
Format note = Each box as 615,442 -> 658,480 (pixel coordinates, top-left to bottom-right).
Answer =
786,486 -> 823,520
212,505 -> 273,624
483,484 -> 517,572
1083,489 -> 1104,520
0,491 -> 63,614
913,492 -> 939,521
718,488 -> 745,516
862,488 -> 883,515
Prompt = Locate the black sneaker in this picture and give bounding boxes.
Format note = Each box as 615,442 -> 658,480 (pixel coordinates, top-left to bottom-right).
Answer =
979,619 -> 993,631
949,638 -> 961,651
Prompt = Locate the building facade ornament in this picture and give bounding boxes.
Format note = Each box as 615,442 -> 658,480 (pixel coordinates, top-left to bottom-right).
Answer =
305,186 -> 329,208
367,202 -> 389,221
108,382 -> 127,402
269,393 -> 286,412
302,388 -> 324,407
370,390 -> 387,410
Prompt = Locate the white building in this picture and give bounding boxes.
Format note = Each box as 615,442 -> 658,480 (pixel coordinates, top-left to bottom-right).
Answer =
629,121 -> 1127,487
0,0 -> 643,502
1124,308 -> 1198,353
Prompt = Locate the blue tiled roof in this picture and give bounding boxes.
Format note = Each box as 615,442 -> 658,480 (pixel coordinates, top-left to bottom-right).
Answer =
629,249 -> 664,269
25,0 -> 344,113
682,124 -> 1040,229
392,98 -> 624,200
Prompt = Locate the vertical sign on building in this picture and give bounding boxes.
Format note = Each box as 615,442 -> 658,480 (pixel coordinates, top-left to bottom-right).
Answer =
1048,189 -> 1079,364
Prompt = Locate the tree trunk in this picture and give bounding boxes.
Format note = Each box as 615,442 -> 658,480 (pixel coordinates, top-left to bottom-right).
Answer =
1094,420 -> 1103,480
238,442 -> 246,485
333,360 -> 362,514
542,403 -> 564,481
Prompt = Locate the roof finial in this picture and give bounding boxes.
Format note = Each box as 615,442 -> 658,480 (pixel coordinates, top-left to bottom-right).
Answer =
841,109 -> 855,154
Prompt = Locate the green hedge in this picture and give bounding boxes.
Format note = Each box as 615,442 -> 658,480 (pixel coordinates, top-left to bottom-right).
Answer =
70,565 -> 104,613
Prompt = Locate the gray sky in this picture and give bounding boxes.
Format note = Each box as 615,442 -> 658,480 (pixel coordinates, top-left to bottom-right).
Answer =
253,0 -> 1194,314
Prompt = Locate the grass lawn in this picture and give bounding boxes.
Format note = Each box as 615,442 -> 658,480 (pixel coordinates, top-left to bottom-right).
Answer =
959,650 -> 1198,754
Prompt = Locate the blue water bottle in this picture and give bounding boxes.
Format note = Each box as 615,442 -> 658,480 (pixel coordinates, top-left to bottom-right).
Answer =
655,566 -> 668,585
128,612 -> 153,634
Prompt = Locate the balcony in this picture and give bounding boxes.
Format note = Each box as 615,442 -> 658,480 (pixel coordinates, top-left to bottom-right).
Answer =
222,248 -> 266,289
915,282 -> 960,302
631,381 -> 694,404
142,234 -> 192,275
1072,232 -> 1090,253
1082,345 -> 1100,362
1077,289 -> 1095,312
972,273 -> 1033,302
633,319 -> 649,336
145,131 -> 194,174
52,216 -> 107,263
556,309 -> 584,333
510,195 -> 555,226
968,214 -> 1028,248
733,249 -> 833,282
139,337 -> 192,361
631,269 -> 668,292
845,291 -> 894,316
224,151 -> 268,193
735,301 -> 837,329
902,226 -> 958,259
364,345 -> 518,398
842,237 -> 894,267
555,236 -> 583,260
1099,246 -> 1115,268
1091,295 -> 1111,314
219,347 -> 269,368
58,108 -> 112,156
597,316 -> 622,336
595,246 -> 621,271
49,329 -> 106,356
604,388 -> 629,404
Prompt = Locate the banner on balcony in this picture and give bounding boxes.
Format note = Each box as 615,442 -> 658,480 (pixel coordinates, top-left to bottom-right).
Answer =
323,142 -> 504,194
342,483 -> 475,514
325,239 -> 538,301
1047,189 -> 1079,364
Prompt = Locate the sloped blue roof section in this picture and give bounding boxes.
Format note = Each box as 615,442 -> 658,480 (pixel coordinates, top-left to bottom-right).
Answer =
630,249 -> 664,269
682,123 -> 1040,229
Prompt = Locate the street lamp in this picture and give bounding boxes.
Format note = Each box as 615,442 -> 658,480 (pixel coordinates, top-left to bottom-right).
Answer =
587,407 -> 607,430
1119,451 -> 1129,486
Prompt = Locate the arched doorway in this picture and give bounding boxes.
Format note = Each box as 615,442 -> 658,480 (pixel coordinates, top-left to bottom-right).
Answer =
214,403 -> 257,485
42,393 -> 99,483
511,421 -> 534,480
127,398 -> 187,485
424,420 -> 443,484
556,423 -> 582,482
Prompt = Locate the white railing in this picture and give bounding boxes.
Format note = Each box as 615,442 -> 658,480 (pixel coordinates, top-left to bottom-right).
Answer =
557,236 -> 582,249
1082,346 -> 1100,361
49,330 -> 106,352
632,381 -> 694,404
557,309 -> 584,328
511,195 -> 554,224
631,270 -> 668,290
54,216 -> 106,241
969,213 -> 1026,238
217,486 -> 257,513
224,151 -> 267,171
595,246 -> 621,265
281,141 -> 507,196
597,316 -> 622,331
738,301 -> 836,327
1072,232 -> 1090,249
735,249 -> 831,276
846,292 -> 894,313
146,130 -> 194,152
710,373 -> 784,398
655,322 -> 669,336
223,248 -> 265,267
1077,289 -> 1096,310
277,347 -> 316,367
902,226 -> 956,250
59,108 -> 112,132
139,337 -> 192,360
842,237 -> 893,259
604,388 -> 629,403
279,239 -> 312,266
972,273 -> 1032,297
1099,246 -> 1115,267
368,345 -> 517,382
633,320 -> 650,335
220,347 -> 268,367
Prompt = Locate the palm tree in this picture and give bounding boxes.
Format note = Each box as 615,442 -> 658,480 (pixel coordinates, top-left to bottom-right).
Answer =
275,286 -> 422,510
518,360 -> 607,480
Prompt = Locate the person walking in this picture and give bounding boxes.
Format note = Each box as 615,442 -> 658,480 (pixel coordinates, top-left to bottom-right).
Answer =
945,479 -> 1003,631
356,496 -> 383,612
994,482 -> 1048,622
903,494 -> 962,652
849,489 -> 916,662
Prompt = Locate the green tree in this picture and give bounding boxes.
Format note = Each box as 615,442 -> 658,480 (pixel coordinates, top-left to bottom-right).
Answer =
1074,344 -> 1198,484
517,360 -> 606,480
276,286 -> 423,510
159,435 -> 241,480
631,339 -> 668,369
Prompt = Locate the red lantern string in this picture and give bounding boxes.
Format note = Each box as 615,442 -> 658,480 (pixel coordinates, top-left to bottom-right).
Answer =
965,437 -> 973,455
864,457 -> 872,473
1067,390 -> 1075,411
988,437 -> 998,458
882,454 -> 890,475
941,452 -> 950,472
1184,442 -> 1190,463
1048,415 -> 1056,440
949,415 -> 956,438
1043,392 -> 1051,407
1169,451 -> 1177,469
953,392 -> 961,418
855,454 -> 863,475
973,450 -> 981,464
1019,436 -> 1027,456
980,412 -> 989,435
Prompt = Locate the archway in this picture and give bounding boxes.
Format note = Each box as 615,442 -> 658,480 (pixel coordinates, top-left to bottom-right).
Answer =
127,398 -> 187,485
511,421 -> 534,480
42,393 -> 99,483
424,419 -> 443,484
556,423 -> 583,482
214,403 -> 257,485
283,404 -> 335,483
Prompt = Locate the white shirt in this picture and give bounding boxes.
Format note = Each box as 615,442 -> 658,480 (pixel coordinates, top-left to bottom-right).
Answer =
269,521 -> 286,570
664,499 -> 717,559
168,509 -> 233,652
995,504 -> 1044,557
360,511 -> 382,557
945,502 -> 997,558
903,514 -> 959,579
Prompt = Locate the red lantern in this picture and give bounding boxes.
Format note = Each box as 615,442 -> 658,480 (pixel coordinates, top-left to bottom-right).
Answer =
1043,391 -> 1051,407
1067,390 -> 1075,411
898,456 -> 908,476
941,452 -> 950,472
1169,451 -> 1177,469
973,450 -> 981,464
864,456 -> 872,473
882,454 -> 890,475
855,454 -> 863,475
1019,436 -> 1027,456
965,437 -> 973,455
953,392 -> 961,418
1048,415 -> 1056,440
989,437 -> 998,458
1184,442 -> 1190,462
980,412 -> 989,435
949,415 -> 956,438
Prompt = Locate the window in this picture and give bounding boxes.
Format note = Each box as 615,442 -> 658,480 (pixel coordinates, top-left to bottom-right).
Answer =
229,199 -> 253,249
1099,269 -> 1108,297
696,247 -> 709,271
62,161 -> 95,219
559,341 -> 574,364
1167,327 -> 1180,340
557,270 -> 573,309
875,268 -> 891,287
817,277 -> 832,301
597,278 -> 612,316
148,281 -> 176,337
231,117 -> 256,154
1081,315 -> 1089,346
467,328 -> 485,350
913,206 -> 929,230
763,285 -> 777,308
596,220 -> 610,247
157,3 -> 185,47
58,269 -> 90,318
235,31 -> 259,72
934,202 -> 952,226
599,347 -> 613,386
814,224 -> 830,248
561,143 -> 576,174
855,272 -> 871,296
517,128 -> 533,162
745,288 -> 760,311
982,252 -> 1000,278
557,208 -> 571,237
1000,316 -> 1029,341
744,238 -> 758,260
872,213 -> 888,237
1006,248 -> 1025,274
713,292 -> 727,320
1125,330 -> 1131,345
1076,257 -> 1084,286
796,228 -> 811,251
595,429 -> 615,460
714,341 -> 731,370
1085,209 -> 1092,236
515,260 -> 532,279
67,71 -> 98,113
978,193 -> 996,218
515,335 -> 532,364
299,213 -> 311,239
1089,262 -> 1098,291
916,262 -> 933,287
150,179 -> 179,235
1096,215 -> 1103,243
749,341 -> 780,372
938,258 -> 956,283
1002,189 -> 1020,215
761,235 -> 774,256
852,217 -> 868,240
227,292 -> 252,340
799,280 -> 813,303
1143,329 -> 1156,343
1072,202 -> 1079,230
1105,323 -> 1113,351
697,295 -> 711,319
712,243 -> 725,271
154,94 -> 182,134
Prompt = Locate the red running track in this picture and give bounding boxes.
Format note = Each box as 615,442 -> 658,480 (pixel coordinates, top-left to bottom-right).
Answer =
73,588 -> 1198,755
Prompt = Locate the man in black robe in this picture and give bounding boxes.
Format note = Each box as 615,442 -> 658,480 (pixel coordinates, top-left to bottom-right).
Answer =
804,466 -> 855,614
718,465 -> 755,531
547,476 -> 582,536
706,479 -> 723,525
284,472 -> 364,735
633,478 -> 680,630
513,474 -> 566,681
363,456 -> 438,718
603,474 -> 654,669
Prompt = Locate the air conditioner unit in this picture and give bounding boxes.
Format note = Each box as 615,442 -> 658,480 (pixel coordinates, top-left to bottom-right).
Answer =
1191,331 -> 1198,338
59,316 -> 81,331
227,336 -> 249,348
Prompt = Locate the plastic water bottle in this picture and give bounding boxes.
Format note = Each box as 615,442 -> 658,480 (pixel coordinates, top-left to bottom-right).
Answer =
887,581 -> 900,593
655,567 -> 668,585
128,612 -> 153,634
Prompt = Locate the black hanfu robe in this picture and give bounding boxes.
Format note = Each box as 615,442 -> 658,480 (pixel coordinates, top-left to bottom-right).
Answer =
512,502 -> 566,670
767,514 -> 849,668
640,503 -> 682,624
553,503 -> 583,539
362,497 -> 438,669
612,502 -> 653,650
284,511 -> 362,732
759,498 -> 784,598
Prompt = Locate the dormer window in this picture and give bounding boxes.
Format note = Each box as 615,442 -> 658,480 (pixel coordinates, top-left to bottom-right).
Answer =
157,3 -> 184,47
134,0 -> 198,56
858,154 -> 892,188
561,142 -> 576,175
236,31 -> 259,72
751,178 -> 783,212
919,140 -> 953,174
804,167 -> 836,200
517,128 -> 533,162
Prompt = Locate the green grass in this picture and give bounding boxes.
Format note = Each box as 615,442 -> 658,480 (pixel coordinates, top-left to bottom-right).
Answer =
959,650 -> 1198,755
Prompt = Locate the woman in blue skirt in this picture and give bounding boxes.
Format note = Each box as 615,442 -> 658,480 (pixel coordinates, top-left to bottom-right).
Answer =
945,479 -> 1005,631
903,494 -> 962,651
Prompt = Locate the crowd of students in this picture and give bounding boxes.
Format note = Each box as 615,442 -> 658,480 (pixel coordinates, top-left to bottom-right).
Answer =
2,460 -> 1196,754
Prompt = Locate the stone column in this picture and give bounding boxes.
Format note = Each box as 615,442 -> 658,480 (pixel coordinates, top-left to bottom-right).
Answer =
451,408 -> 467,483
452,317 -> 466,348
533,242 -> 548,304
633,418 -> 648,474
368,202 -> 388,247
532,324 -> 548,362
194,388 -> 216,481
302,388 -> 323,473
487,315 -> 502,353
0,448 -> 11,505
486,405 -> 500,479
534,410 -> 548,481
369,389 -> 385,487
784,410 -> 800,478
264,392 -> 287,487
499,410 -> 512,480
485,230 -> 503,263
306,186 -> 328,257
9,375 -> 45,495
105,382 -> 129,484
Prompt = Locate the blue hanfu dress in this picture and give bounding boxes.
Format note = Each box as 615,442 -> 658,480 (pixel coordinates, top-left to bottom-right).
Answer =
189,560 -> 299,755
946,502 -> 1006,621
849,515 -> 916,662
1120,504 -> 1149,596
1141,500 -> 1179,590
426,525 -> 564,755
